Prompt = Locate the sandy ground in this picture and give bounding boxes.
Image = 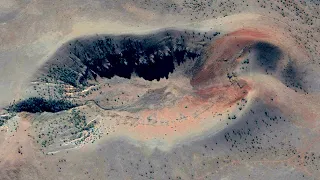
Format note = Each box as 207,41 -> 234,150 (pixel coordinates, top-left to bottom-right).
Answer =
1,0 -> 320,179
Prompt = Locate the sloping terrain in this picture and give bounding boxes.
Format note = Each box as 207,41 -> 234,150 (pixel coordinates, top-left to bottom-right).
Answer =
0,0 -> 320,180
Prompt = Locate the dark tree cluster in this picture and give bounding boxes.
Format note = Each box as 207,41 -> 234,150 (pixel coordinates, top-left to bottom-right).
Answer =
0,118 -> 6,126
7,97 -> 76,113
47,66 -> 79,87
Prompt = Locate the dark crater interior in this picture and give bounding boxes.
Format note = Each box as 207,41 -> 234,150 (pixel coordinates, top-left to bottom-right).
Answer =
38,29 -> 220,87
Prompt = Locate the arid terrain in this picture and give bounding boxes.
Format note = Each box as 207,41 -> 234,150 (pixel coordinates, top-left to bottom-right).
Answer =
0,0 -> 320,179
